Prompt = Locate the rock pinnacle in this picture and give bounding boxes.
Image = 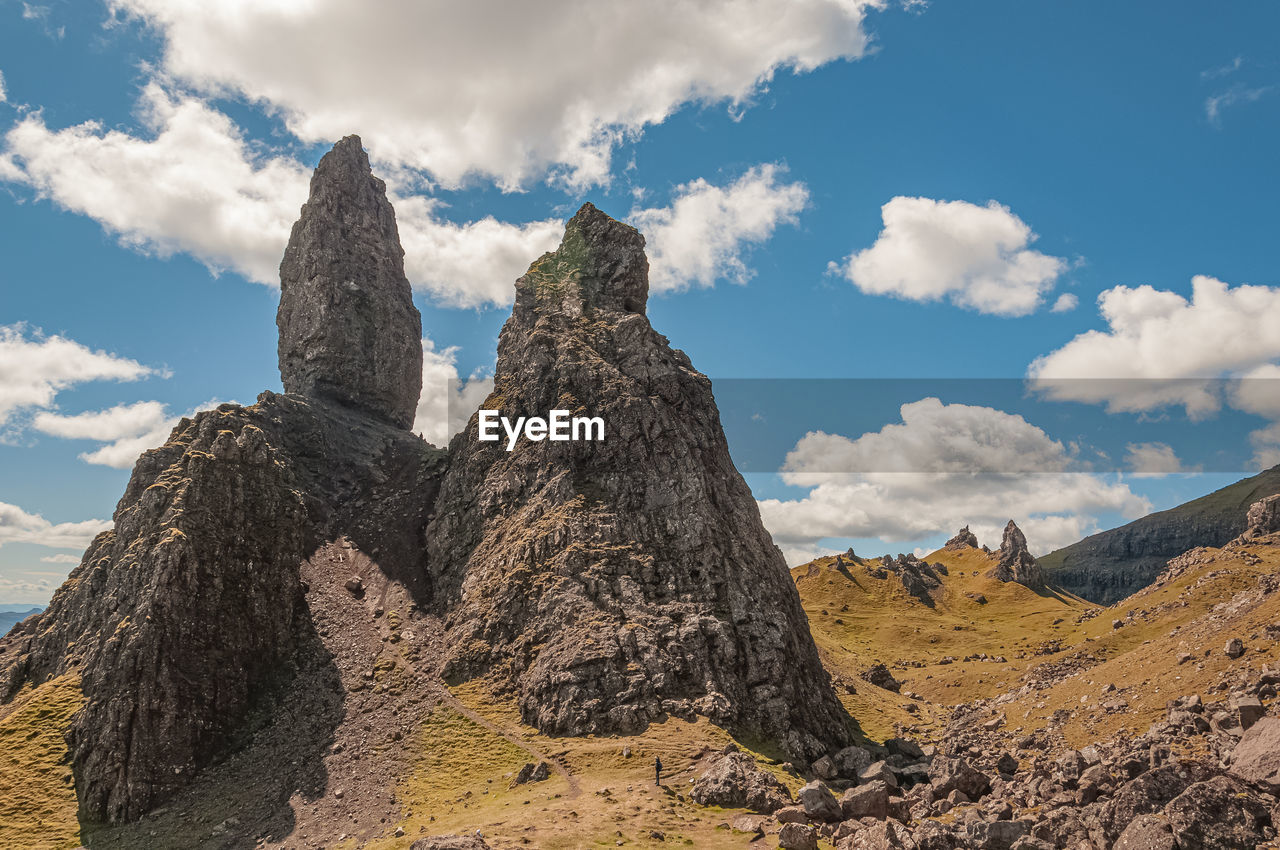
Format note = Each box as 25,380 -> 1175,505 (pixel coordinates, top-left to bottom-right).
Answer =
277,135 -> 422,429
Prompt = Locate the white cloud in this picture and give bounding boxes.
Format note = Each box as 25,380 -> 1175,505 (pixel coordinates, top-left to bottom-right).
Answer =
833,197 -> 1066,316
630,164 -> 808,293
39,554 -> 80,564
780,397 -> 1079,478
1201,56 -> 1243,81
33,398 -> 223,469
1206,85 -> 1272,127
0,324 -> 156,427
394,196 -> 562,308
32,400 -> 169,442
0,501 -> 109,550
412,340 -> 494,447
757,398 -> 1148,562
109,0 -> 881,189
1,84 -> 312,285
0,70 -> 7,104
1029,276 -> 1280,419
1051,292 -> 1078,313
1123,442 -> 1191,476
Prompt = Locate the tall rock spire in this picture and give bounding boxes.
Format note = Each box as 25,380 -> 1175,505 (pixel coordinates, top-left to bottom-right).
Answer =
277,135 -> 422,429
988,519 -> 1045,586
427,203 -> 850,760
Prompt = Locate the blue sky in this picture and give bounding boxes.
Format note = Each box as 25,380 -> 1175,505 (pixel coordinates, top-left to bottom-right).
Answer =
1,0 -> 1278,603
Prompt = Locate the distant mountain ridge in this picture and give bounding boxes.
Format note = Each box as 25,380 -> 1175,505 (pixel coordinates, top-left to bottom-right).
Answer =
0,608 -> 42,636
1039,464 -> 1280,603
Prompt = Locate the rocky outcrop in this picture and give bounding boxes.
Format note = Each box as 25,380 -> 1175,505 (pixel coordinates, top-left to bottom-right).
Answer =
878,553 -> 945,603
944,525 -> 979,550
0,393 -> 442,822
691,746 -> 792,813
988,520 -> 1044,587
410,837 -> 492,850
426,203 -> 850,760
1039,464 -> 1280,603
277,135 -> 422,429
0,138 -> 443,824
1241,494 -> 1280,540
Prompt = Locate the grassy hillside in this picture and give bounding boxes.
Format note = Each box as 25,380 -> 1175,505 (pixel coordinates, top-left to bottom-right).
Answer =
793,548 -> 1095,740
1038,464 -> 1280,603
0,675 -> 84,849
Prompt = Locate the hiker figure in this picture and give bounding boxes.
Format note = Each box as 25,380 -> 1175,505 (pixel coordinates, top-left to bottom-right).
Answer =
655,755 -> 663,785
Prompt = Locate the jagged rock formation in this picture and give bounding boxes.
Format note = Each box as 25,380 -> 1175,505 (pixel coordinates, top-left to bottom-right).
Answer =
426,203 -> 849,760
988,520 -> 1044,587
944,526 -> 980,550
1241,494 -> 1280,540
877,554 -> 946,604
1039,465 -> 1280,603
0,138 -> 442,824
277,135 -> 422,429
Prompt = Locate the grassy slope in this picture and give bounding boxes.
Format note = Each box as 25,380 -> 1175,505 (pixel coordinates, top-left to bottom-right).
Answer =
796,538 -> 1280,750
359,681 -> 799,850
0,675 -> 83,849
794,549 -> 1094,741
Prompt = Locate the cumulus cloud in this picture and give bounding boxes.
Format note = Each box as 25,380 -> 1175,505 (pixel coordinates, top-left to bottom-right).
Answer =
412,340 -> 495,447
832,197 -> 1067,316
0,501 -> 110,550
1051,292 -> 1078,313
0,324 -> 157,427
757,398 -> 1148,562
32,400 -> 188,468
780,397 -> 1079,477
394,196 -> 562,308
630,165 -> 808,293
1124,442 -> 1192,476
0,70 -> 7,104
1,85 -> 311,284
110,0 -> 881,190
1029,276 -> 1280,419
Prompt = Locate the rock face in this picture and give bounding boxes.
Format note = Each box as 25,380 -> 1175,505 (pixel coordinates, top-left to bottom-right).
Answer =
878,553 -> 945,604
944,525 -> 980,550
691,747 -> 792,813
277,135 -> 422,429
1242,494 -> 1280,540
0,138 -> 443,824
426,203 -> 849,759
987,520 -> 1044,587
1038,464 -> 1280,603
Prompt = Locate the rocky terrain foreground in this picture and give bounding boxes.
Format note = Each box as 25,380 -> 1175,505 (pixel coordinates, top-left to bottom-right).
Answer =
2,135 -> 1280,850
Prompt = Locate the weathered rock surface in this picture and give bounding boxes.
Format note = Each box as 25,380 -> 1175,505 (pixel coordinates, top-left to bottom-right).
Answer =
778,822 -> 819,850
1231,715 -> 1280,791
1242,494 -> 1280,540
426,203 -> 849,759
797,779 -> 843,822
987,520 -> 1044,587
0,137 -> 443,824
944,525 -> 980,550
690,747 -> 792,813
1163,775 -> 1272,849
277,135 -> 422,429
410,837 -> 492,850
1114,814 -> 1175,850
878,553 -> 945,604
